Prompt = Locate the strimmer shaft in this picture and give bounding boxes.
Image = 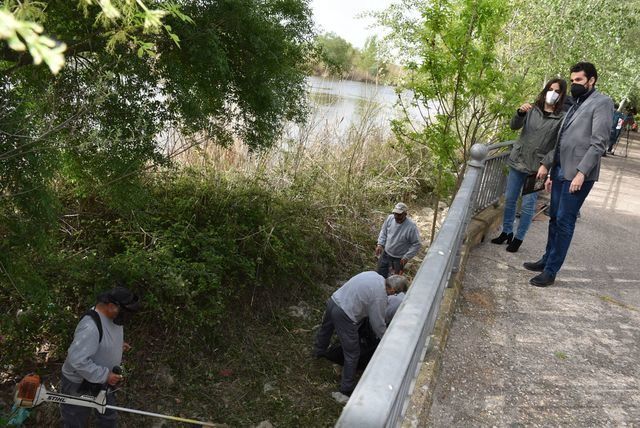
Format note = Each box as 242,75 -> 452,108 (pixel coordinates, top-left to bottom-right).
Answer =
106,404 -> 216,426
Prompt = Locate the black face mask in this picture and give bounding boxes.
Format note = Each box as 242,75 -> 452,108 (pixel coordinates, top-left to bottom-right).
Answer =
570,82 -> 589,99
113,307 -> 132,326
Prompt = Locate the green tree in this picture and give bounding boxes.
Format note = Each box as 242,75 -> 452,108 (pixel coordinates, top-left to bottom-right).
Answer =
0,0 -> 180,73
0,0 -> 316,375
1,0 -> 314,262
355,35 -> 387,80
315,32 -> 356,76
380,0 -> 515,239
498,0 -> 640,108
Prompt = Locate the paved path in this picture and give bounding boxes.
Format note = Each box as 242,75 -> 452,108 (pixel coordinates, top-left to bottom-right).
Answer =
428,135 -> 640,426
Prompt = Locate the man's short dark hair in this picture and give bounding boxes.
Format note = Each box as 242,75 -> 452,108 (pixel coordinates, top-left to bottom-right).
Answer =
570,62 -> 598,83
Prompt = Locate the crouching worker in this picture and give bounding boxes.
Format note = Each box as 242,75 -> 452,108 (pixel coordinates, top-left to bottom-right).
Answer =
312,272 -> 408,396
321,278 -> 409,369
61,286 -> 140,428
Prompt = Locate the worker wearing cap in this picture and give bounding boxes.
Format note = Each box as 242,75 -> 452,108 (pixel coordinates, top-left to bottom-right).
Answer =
375,202 -> 422,278
61,286 -> 140,428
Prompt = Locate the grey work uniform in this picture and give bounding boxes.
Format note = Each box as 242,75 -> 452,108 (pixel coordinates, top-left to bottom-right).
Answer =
61,309 -> 123,428
314,271 -> 388,394
376,215 -> 421,278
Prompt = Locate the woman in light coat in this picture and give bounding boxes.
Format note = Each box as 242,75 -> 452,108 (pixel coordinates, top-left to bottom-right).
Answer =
491,78 -> 567,252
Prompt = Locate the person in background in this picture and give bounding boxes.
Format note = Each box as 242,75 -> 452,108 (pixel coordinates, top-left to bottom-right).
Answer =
525,62 -> 614,287
385,290 -> 406,325
491,78 -> 567,252
61,286 -> 140,428
375,203 -> 421,277
605,103 -> 626,155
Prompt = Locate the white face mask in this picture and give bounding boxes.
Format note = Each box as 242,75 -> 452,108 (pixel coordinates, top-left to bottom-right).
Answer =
545,90 -> 560,105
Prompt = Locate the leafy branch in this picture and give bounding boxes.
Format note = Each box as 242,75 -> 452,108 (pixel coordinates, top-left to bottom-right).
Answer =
1,0 -> 191,73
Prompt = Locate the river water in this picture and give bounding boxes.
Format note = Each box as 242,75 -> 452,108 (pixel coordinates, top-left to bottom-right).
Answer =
285,76 -> 424,143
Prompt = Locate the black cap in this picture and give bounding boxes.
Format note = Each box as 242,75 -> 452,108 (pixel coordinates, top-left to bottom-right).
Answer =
98,287 -> 140,312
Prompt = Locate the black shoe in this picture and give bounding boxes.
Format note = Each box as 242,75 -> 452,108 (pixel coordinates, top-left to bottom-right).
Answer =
311,349 -> 326,359
506,238 -> 523,253
529,271 -> 555,287
490,232 -> 513,245
523,259 -> 545,272
602,153 -> 607,157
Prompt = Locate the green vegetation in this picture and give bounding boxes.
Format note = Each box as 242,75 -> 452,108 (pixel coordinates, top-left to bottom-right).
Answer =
0,0 -> 180,74
378,0 -> 640,235
3,0 -> 640,425
379,0 -> 518,237
381,0 -> 640,167
312,33 -> 403,84
500,0 -> 640,109
1,0 -> 314,268
599,295 -> 638,312
0,116 -> 430,425
1,1 -> 377,425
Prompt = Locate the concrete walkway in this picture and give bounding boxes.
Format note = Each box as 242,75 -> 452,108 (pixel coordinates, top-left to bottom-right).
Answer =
428,136 -> 640,426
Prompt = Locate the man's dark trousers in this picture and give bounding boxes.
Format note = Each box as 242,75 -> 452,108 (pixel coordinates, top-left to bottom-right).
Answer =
314,299 -> 360,394
60,375 -> 117,428
541,166 -> 594,276
376,251 -> 403,278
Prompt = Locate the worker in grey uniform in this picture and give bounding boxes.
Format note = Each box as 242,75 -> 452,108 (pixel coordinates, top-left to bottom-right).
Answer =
312,272 -> 408,396
375,202 -> 422,278
385,291 -> 406,325
60,286 -> 139,428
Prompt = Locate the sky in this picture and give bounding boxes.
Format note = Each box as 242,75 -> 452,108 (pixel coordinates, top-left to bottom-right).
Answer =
310,0 -> 393,49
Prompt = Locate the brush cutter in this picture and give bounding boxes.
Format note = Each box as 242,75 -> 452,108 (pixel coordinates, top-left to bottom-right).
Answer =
14,373 -> 216,427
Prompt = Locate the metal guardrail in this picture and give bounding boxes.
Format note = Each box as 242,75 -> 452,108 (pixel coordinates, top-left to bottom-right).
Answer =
336,141 -> 514,427
473,140 -> 514,213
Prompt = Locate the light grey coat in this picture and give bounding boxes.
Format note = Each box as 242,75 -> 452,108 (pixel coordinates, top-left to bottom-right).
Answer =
377,215 -> 421,260
555,90 -> 614,181
62,309 -> 123,384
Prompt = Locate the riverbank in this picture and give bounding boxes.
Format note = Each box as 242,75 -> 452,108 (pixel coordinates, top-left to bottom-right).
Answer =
0,116 -> 445,426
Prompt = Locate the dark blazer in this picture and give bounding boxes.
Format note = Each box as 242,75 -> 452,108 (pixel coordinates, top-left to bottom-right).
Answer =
555,90 -> 614,181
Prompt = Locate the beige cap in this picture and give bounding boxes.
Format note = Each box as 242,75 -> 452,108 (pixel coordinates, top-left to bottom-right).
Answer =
392,202 -> 408,214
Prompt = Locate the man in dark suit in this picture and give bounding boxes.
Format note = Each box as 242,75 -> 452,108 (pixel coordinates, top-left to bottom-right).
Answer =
524,62 -> 614,287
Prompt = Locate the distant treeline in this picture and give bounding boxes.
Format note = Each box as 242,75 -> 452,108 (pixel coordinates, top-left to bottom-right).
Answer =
311,33 -> 403,84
